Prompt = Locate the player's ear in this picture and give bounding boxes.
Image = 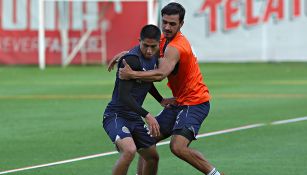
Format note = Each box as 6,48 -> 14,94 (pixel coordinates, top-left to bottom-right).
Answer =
180,21 -> 184,28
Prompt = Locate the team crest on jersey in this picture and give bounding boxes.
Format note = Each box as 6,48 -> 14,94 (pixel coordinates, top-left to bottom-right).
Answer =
122,126 -> 130,134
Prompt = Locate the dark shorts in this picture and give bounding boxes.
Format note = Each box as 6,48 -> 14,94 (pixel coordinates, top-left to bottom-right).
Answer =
102,113 -> 155,150
156,101 -> 210,139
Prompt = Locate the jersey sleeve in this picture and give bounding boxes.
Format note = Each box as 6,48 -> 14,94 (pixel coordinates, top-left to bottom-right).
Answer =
149,83 -> 163,103
119,55 -> 142,70
118,55 -> 149,118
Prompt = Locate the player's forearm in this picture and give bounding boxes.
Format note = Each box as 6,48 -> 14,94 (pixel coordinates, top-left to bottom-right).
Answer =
119,94 -> 149,117
132,69 -> 168,82
149,84 -> 163,103
118,80 -> 149,117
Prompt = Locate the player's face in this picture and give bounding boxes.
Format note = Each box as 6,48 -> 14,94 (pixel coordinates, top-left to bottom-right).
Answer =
162,14 -> 183,39
140,38 -> 159,59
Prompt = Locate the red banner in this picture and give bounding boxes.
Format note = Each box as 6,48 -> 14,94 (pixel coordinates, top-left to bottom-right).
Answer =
0,1 -> 147,65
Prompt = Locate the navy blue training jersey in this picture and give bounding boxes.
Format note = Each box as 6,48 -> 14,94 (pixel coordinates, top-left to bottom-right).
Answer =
104,46 -> 158,120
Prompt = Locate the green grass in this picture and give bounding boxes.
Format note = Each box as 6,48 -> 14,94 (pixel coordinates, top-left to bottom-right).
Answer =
1,63 -> 307,175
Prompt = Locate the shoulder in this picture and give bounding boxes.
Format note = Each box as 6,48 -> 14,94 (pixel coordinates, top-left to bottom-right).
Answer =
119,55 -> 141,71
169,33 -> 191,53
172,32 -> 189,46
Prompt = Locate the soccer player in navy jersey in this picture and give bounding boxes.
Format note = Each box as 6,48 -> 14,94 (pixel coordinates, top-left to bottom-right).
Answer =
108,3 -> 224,175
103,24 -> 175,175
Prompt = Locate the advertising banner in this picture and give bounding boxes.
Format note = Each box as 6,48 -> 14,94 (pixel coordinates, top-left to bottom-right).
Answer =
161,0 -> 307,62
0,0 -> 147,65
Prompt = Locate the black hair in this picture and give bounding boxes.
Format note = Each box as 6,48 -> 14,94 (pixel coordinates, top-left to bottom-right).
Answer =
140,24 -> 161,41
161,2 -> 185,23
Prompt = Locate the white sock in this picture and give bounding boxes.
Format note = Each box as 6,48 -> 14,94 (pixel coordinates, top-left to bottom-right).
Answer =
208,168 -> 221,175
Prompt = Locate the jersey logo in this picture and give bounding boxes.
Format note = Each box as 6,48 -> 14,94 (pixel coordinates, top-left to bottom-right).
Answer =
122,126 -> 130,134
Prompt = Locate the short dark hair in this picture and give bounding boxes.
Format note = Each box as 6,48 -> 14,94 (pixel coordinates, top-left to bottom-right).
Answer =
140,24 -> 161,41
161,2 -> 185,23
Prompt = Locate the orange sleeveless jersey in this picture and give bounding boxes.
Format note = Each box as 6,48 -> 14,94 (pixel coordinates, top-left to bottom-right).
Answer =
160,32 -> 211,105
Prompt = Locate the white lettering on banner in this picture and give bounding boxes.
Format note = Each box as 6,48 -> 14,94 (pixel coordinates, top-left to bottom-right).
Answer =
0,37 -> 11,52
2,0 -> 27,30
0,37 -> 37,52
0,36 -> 101,53
13,37 -> 32,52
40,1 -> 56,30
72,2 -> 98,30
46,38 -> 61,53
197,0 -> 306,35
1,0 -> 100,30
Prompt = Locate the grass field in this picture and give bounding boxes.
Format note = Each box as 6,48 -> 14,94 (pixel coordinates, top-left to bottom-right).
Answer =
1,63 -> 307,175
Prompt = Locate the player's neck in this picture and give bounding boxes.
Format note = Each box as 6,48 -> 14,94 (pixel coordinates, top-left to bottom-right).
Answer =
166,31 -> 180,42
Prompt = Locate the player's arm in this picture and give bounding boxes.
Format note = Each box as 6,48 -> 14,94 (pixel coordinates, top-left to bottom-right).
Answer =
148,84 -> 163,103
107,51 -> 129,72
119,46 -> 180,82
118,56 -> 148,117
118,57 -> 160,136
149,84 -> 178,108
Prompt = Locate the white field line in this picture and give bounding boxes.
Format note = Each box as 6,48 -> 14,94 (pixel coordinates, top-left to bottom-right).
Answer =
271,116 -> 307,125
156,123 -> 265,147
0,152 -> 118,175
1,116 -> 306,174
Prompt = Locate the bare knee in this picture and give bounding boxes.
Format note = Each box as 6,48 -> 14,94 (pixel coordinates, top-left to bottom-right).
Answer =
142,151 -> 159,164
120,146 -> 137,162
170,137 -> 189,158
147,152 -> 159,164
170,142 -> 183,157
139,147 -> 160,165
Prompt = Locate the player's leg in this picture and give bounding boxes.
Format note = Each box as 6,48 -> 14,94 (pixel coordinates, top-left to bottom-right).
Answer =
113,137 -> 137,175
103,114 -> 136,175
136,107 -> 179,175
136,156 -> 144,175
170,134 -> 222,175
170,133 -> 214,174
170,102 -> 223,175
136,134 -> 166,175
137,145 -> 159,175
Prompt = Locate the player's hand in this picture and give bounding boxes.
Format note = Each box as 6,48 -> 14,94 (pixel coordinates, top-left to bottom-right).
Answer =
144,113 -> 160,137
107,51 -> 128,72
160,97 -> 177,108
119,59 -> 134,80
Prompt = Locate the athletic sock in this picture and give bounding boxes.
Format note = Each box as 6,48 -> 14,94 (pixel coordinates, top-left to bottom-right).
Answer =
207,168 -> 221,175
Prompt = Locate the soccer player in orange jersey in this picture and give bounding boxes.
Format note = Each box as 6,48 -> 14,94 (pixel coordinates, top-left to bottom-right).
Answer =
111,2 -> 223,175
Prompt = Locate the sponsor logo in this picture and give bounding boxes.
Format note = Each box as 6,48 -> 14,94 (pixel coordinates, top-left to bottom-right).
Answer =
122,126 -> 130,134
197,0 -> 306,35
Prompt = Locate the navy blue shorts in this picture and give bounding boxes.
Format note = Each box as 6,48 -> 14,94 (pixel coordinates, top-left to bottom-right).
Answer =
156,101 -> 210,139
102,113 -> 155,150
